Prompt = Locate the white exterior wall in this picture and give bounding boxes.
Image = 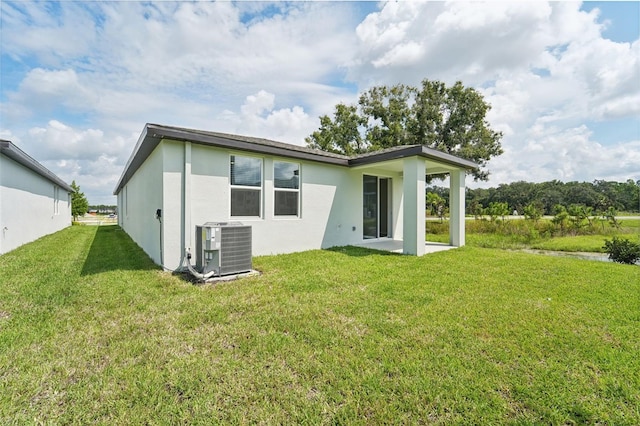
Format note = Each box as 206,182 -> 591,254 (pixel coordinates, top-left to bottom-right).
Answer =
188,143 -> 363,259
145,141 -> 407,269
118,142 -> 164,265
118,138 -> 472,269
161,141 -> 186,268
0,153 -> 71,255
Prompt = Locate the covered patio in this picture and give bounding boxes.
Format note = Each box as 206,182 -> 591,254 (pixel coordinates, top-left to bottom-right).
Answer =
355,239 -> 456,255
350,145 -> 478,256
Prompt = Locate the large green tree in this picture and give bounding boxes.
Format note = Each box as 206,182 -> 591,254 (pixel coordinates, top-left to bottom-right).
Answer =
306,79 -> 504,181
70,180 -> 89,221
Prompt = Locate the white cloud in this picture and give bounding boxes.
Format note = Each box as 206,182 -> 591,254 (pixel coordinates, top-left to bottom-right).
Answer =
80,1 -> 360,104
233,91 -> 316,145
352,2 -> 558,85
0,1 -> 98,66
20,121 -> 136,204
241,90 -> 276,118
348,1 -> 639,189
2,1 -> 360,135
1,0 -> 638,203
592,93 -> 640,121
48,153 -> 123,198
0,129 -> 18,144
484,123 -> 640,186
14,68 -> 98,114
26,120 -> 123,161
13,90 -> 318,205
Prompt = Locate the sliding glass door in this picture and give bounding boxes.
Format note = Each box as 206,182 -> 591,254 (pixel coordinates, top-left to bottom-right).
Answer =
363,175 -> 391,239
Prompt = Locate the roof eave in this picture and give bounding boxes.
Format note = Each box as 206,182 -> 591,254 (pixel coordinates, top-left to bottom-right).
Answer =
113,124 -> 350,195
1,140 -> 74,192
348,145 -> 479,170
113,125 -> 158,195
114,125 -> 480,195
151,125 -> 350,166
418,146 -> 479,170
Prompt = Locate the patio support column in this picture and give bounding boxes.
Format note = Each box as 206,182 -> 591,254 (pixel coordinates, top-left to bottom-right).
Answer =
449,169 -> 466,247
403,157 -> 425,256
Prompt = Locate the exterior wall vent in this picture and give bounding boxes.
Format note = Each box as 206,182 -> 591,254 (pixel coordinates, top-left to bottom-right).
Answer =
195,222 -> 252,276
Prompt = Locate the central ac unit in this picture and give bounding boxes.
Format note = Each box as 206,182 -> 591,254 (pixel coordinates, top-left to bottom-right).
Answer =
195,222 -> 252,276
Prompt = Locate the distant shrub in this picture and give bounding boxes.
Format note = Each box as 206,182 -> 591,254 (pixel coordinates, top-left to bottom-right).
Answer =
426,221 -> 449,235
552,204 -> 569,234
523,203 -> 543,222
487,202 -> 509,221
467,218 -> 499,234
604,206 -> 622,229
537,221 -> 556,238
603,237 -> 640,265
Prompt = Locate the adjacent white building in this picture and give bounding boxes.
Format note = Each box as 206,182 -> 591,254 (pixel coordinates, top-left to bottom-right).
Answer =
0,140 -> 73,255
114,124 -> 477,270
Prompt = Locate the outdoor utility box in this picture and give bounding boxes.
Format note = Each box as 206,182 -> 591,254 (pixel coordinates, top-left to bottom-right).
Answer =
195,222 -> 252,276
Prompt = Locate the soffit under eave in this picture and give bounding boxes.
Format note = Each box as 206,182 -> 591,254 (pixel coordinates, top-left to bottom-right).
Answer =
349,157 -> 470,175
424,159 -> 467,175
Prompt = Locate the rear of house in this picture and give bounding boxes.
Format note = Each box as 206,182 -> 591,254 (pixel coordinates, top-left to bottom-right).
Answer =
114,124 -> 477,271
0,140 -> 73,255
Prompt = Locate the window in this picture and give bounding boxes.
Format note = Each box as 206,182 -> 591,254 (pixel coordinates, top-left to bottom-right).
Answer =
274,161 -> 299,216
230,155 -> 262,217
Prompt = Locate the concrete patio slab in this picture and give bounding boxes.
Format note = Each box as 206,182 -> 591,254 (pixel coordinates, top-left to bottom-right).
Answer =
355,239 -> 456,255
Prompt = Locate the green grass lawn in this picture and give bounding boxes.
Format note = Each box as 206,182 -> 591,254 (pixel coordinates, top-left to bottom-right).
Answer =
427,218 -> 640,252
1,226 -> 639,424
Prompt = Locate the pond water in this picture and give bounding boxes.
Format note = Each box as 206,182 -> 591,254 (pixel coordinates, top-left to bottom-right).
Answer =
518,249 -> 612,263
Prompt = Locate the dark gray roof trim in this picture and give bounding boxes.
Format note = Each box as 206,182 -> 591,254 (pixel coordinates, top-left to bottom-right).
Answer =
114,123 -> 479,195
113,124 -> 351,195
1,140 -> 74,192
349,144 -> 479,169
156,125 -> 350,162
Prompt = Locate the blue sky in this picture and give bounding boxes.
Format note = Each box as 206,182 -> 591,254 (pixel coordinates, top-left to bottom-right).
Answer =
581,1 -> 639,42
1,1 -> 638,205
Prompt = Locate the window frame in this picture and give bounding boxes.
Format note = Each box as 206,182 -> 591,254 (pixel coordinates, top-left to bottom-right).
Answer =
273,160 -> 300,218
229,154 -> 263,218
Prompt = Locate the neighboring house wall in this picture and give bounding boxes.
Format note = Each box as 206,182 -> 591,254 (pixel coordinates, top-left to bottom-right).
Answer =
0,147 -> 72,255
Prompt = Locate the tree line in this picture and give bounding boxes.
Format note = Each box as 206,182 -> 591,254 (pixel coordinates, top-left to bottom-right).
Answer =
89,205 -> 117,213
428,179 -> 640,215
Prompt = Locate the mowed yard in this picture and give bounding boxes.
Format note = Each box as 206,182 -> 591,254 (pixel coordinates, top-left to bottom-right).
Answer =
0,226 -> 638,424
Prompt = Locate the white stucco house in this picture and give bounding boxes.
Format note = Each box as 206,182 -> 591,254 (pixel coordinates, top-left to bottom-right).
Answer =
114,123 -> 477,271
0,140 -> 73,255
